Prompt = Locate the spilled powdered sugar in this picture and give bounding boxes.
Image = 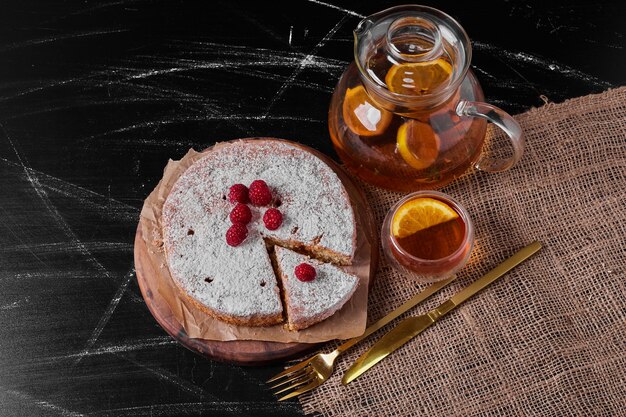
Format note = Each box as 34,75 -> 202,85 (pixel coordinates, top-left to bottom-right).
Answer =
161,140 -> 355,319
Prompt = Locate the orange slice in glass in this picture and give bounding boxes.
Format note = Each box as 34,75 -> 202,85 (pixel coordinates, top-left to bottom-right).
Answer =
392,197 -> 459,239
342,85 -> 392,136
385,59 -> 453,96
396,120 -> 440,170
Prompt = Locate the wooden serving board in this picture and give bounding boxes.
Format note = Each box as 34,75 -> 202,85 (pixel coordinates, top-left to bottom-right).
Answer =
134,138 -> 377,366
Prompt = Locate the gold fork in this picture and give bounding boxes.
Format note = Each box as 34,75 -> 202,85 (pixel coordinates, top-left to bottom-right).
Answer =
267,276 -> 456,401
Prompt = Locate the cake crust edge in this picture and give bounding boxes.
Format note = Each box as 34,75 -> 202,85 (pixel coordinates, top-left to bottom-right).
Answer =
175,284 -> 284,327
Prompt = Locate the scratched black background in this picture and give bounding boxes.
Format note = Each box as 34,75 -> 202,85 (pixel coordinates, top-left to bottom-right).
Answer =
0,0 -> 623,416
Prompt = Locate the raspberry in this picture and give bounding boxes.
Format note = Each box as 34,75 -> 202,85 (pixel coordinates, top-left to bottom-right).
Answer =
294,263 -> 316,282
249,179 -> 272,206
226,224 -> 248,247
228,184 -> 249,204
263,208 -> 282,230
229,203 -> 252,225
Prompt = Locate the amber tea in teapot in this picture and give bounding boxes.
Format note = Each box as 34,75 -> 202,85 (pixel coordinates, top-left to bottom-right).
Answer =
329,5 -> 524,191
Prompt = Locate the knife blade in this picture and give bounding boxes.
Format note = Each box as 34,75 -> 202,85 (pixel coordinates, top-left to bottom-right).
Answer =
342,241 -> 542,385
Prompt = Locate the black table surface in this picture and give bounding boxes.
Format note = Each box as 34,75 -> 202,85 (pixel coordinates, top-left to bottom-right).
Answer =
0,1 -> 623,416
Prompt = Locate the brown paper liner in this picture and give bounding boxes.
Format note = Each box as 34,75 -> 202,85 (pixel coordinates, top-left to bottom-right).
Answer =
137,138 -> 376,343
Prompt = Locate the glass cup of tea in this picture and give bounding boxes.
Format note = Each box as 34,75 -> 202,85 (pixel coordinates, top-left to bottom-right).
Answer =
381,191 -> 474,282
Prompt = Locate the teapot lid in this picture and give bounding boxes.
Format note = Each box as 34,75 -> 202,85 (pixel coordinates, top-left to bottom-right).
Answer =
354,5 -> 471,103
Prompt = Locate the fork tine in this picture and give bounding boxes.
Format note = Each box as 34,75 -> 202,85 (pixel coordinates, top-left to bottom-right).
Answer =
277,380 -> 320,401
272,374 -> 315,396
269,367 -> 313,389
266,358 -> 311,383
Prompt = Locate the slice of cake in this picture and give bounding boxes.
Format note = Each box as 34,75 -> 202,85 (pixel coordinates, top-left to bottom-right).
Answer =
274,246 -> 359,331
161,139 -> 357,327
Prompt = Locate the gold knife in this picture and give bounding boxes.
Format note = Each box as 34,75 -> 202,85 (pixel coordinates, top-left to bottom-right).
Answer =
342,241 -> 542,385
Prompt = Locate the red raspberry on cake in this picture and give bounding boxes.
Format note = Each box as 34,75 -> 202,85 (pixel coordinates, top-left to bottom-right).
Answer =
228,184 -> 249,204
229,203 -> 252,225
294,263 -> 316,282
249,179 -> 272,206
226,224 -> 248,247
161,140 -> 358,330
263,208 -> 282,230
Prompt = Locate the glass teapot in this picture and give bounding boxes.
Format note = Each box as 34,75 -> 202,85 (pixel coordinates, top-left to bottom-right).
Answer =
329,5 -> 523,192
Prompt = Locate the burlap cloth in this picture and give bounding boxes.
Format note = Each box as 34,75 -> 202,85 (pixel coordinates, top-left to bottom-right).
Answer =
299,87 -> 626,416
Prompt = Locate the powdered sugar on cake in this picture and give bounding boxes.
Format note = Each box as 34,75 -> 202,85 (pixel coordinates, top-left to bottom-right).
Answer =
161,140 -> 356,325
162,184 -> 282,321
274,246 -> 358,330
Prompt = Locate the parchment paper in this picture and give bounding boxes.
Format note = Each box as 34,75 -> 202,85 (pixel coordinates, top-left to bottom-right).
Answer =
138,140 -> 373,342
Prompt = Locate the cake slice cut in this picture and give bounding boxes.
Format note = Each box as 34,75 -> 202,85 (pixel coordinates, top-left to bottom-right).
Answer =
274,246 -> 359,331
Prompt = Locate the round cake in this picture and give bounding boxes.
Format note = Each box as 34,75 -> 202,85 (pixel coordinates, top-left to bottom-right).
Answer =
161,139 -> 358,328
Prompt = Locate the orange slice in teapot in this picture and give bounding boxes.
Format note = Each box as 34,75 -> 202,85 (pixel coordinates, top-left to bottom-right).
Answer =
396,120 -> 440,170
342,85 -> 392,136
385,59 -> 453,96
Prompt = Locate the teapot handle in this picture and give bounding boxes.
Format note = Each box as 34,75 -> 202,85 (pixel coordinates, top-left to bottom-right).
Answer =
456,100 -> 524,172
